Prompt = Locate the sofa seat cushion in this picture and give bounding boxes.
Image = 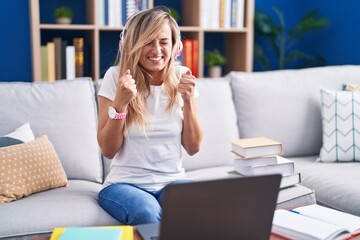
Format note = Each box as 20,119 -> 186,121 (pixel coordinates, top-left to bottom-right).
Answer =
182,78 -> 239,171
0,78 -> 103,183
292,155 -> 360,216
229,65 -> 360,157
186,165 -> 235,181
0,180 -> 120,239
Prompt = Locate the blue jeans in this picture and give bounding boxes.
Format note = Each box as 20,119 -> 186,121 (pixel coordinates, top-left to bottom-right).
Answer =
98,180 -> 191,225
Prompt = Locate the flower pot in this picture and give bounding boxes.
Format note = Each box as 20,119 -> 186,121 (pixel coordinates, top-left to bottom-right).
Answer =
208,66 -> 222,78
56,18 -> 72,24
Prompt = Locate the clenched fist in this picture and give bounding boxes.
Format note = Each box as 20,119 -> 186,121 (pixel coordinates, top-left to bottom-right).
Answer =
114,69 -> 137,107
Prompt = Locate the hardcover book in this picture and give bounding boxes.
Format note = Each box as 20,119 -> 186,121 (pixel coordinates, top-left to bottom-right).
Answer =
231,137 -> 283,158
228,171 -> 301,189
233,156 -> 294,176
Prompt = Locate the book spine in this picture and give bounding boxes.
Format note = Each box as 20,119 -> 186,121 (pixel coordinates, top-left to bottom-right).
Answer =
236,0 -> 245,28
66,46 -> 75,79
73,38 -> 84,78
61,40 -> 68,79
40,45 -> 48,82
46,42 -> 56,82
182,40 -> 193,73
192,40 -> 199,77
53,37 -> 62,80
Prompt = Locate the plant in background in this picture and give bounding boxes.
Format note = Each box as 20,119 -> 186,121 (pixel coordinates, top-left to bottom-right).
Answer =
169,8 -> 180,23
205,49 -> 226,67
205,49 -> 226,77
254,7 -> 329,70
54,6 -> 74,24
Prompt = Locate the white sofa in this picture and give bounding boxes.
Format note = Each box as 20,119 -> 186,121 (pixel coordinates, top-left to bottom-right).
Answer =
1,65 -> 359,239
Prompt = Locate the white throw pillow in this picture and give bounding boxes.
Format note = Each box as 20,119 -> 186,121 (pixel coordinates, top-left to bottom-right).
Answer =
318,89 -> 360,162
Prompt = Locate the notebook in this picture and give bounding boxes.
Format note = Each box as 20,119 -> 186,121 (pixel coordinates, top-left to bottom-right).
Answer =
137,174 -> 281,240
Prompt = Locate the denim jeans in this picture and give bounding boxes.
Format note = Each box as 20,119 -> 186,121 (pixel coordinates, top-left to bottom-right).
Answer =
98,180 -> 191,225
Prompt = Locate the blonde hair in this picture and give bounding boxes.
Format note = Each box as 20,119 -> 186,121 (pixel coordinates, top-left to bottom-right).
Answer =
118,7 -> 181,134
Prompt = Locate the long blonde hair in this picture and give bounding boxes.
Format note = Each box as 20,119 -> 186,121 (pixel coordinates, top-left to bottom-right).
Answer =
118,7 -> 182,134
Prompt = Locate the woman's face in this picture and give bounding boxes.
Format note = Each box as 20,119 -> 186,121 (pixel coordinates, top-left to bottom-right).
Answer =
139,22 -> 173,76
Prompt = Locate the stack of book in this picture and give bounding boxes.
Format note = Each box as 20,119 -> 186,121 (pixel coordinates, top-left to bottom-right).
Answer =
41,37 -> 84,82
228,137 -> 301,189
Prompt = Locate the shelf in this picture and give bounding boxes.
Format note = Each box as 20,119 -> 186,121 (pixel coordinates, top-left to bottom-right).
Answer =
29,0 -> 254,81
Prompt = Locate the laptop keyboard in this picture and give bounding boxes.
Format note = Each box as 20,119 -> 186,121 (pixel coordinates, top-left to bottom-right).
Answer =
150,237 -> 159,240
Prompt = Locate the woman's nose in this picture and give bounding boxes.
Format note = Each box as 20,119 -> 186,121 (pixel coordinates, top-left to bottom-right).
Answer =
151,42 -> 161,53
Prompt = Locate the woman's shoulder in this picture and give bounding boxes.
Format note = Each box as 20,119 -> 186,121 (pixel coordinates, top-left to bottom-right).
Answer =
104,66 -> 119,79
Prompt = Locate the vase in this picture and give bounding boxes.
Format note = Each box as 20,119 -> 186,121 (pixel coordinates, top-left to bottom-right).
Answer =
56,18 -> 72,24
208,66 -> 222,78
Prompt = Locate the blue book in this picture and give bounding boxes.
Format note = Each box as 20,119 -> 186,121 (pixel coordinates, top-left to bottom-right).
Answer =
59,227 -> 122,240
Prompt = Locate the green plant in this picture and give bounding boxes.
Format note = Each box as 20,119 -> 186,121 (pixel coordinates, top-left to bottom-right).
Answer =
168,8 -> 180,23
205,49 -> 226,67
54,6 -> 74,19
254,7 -> 329,70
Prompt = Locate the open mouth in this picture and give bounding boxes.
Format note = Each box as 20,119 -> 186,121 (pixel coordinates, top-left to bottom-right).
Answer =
148,56 -> 163,61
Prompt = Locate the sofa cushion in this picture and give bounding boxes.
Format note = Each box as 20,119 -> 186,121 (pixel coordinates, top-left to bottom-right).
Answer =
0,122 -> 35,147
0,135 -> 68,203
318,88 -> 360,162
0,180 -> 120,238
0,78 -> 103,183
182,78 -> 239,171
229,65 -> 360,157
293,155 -> 360,217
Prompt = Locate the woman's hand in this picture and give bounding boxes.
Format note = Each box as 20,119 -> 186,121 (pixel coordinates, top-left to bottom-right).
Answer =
178,70 -> 196,101
114,69 -> 137,108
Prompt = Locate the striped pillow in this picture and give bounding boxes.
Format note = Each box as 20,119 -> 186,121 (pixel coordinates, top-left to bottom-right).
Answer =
318,89 -> 360,162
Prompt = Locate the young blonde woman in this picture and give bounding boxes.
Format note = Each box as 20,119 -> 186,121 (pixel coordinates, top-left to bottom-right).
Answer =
97,7 -> 203,225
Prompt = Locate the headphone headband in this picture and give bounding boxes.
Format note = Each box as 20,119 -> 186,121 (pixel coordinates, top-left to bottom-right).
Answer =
119,7 -> 182,55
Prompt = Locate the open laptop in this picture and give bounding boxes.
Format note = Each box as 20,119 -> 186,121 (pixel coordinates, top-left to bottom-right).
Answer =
136,174 -> 281,240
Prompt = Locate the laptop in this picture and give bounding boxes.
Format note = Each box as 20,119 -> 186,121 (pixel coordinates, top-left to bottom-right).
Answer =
136,174 -> 281,240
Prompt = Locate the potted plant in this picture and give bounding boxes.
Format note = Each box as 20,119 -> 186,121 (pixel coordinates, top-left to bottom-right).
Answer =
54,6 -> 74,24
205,49 -> 226,77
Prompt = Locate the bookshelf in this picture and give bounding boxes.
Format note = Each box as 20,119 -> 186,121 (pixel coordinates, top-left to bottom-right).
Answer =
29,0 -> 254,82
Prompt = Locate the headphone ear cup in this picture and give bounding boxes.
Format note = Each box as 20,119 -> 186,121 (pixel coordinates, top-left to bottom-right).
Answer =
176,39 -> 183,57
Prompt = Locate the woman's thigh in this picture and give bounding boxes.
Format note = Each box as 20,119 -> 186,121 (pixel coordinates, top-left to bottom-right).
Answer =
98,183 -> 162,225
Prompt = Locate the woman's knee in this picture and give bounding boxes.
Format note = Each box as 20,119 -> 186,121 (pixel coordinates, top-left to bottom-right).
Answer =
129,203 -> 162,225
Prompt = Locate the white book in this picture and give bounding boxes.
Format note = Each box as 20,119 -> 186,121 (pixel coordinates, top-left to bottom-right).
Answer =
200,0 -> 210,28
96,0 -> 105,26
233,155 -> 278,167
235,0 -> 245,28
234,156 -> 294,176
272,204 -> 360,240
66,46 -> 75,79
115,0 -> 122,27
224,0 -> 232,28
228,171 -> 301,189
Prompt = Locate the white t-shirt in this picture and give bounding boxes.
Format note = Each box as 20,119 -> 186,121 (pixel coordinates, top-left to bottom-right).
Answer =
98,66 -> 197,192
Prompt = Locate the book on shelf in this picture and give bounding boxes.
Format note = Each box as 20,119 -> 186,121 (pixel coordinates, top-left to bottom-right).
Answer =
53,37 -> 63,80
201,0 -> 244,28
228,171 -> 301,189
73,38 -> 84,78
47,42 -> 56,82
50,226 -> 133,240
272,204 -> 360,240
40,45 -> 48,81
181,39 -> 199,78
66,46 -> 75,79
233,156 -> 294,176
231,137 -> 283,158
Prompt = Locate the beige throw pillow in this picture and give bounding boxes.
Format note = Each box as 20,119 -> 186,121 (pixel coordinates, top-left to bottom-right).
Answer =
0,135 -> 68,203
